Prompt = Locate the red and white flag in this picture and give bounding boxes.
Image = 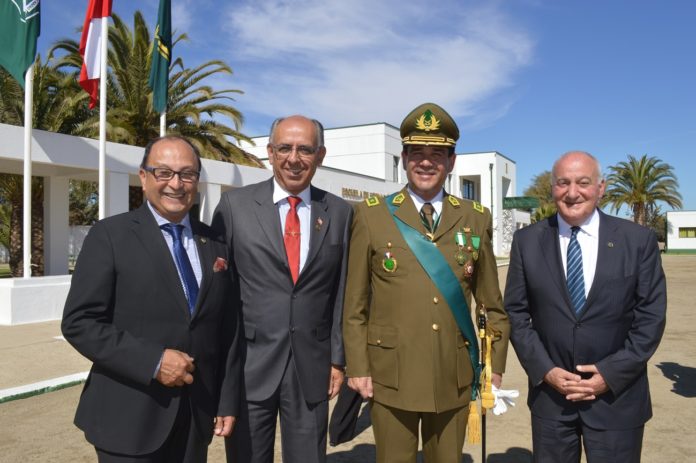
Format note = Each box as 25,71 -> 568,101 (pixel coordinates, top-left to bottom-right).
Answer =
79,0 -> 113,109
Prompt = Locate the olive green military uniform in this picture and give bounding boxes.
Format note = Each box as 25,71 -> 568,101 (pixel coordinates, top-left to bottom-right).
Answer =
342,102 -> 510,463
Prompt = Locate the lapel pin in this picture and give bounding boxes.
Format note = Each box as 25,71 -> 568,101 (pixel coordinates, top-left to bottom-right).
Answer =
607,242 -> 614,248
200,237 -> 207,244
315,218 -> 323,230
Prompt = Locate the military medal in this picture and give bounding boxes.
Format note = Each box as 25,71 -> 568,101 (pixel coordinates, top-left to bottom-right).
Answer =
464,260 -> 474,279
471,235 -> 481,261
382,251 -> 397,273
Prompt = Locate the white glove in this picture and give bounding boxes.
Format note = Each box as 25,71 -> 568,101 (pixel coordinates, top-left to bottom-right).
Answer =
492,384 -> 519,416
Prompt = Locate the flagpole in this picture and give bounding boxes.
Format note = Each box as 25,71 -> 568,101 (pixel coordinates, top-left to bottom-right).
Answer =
160,112 -> 166,136
98,15 -> 108,220
22,63 -> 34,278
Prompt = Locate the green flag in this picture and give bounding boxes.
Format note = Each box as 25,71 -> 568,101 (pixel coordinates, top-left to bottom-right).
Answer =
0,0 -> 41,88
148,0 -> 171,113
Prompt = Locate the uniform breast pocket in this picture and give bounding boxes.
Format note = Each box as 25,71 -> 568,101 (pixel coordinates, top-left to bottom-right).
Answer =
367,325 -> 399,389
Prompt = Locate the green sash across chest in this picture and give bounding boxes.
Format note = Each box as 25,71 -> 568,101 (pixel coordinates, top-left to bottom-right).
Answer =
385,192 -> 480,399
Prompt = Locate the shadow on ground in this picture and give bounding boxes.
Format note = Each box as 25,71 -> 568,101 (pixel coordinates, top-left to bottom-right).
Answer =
656,362 -> 696,398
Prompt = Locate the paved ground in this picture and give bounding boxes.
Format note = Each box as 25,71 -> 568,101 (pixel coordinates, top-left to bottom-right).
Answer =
0,255 -> 694,462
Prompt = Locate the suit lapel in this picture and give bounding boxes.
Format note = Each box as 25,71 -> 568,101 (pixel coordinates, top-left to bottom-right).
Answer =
302,186 -> 330,276
130,205 -> 190,319
191,222 -> 213,318
583,212 -> 617,313
253,179 -> 288,270
393,189 -> 427,234
540,215 -> 574,312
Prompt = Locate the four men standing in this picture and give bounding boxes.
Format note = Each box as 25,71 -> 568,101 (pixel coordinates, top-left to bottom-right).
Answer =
62,113 -> 666,462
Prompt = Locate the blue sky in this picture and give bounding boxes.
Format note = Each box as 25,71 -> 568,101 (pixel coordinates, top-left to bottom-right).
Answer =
40,0 -> 696,212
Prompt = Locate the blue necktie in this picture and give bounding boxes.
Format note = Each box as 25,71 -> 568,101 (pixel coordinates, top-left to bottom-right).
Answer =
161,223 -> 199,315
566,226 -> 586,315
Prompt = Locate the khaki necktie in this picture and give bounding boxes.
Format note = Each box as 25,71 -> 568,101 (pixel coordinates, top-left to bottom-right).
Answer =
421,202 -> 436,233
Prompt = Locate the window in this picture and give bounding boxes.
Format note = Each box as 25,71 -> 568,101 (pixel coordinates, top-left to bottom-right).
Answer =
679,227 -> 696,238
461,179 -> 476,200
393,156 -> 400,182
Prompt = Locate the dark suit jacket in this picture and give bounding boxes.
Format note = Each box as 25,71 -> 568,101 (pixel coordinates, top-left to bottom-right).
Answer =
212,178 -> 352,404
62,204 -> 242,455
505,211 -> 666,430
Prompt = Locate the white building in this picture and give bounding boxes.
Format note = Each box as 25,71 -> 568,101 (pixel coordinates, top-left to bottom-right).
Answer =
1,121 -> 526,324
666,211 -> 696,252
244,123 -> 529,254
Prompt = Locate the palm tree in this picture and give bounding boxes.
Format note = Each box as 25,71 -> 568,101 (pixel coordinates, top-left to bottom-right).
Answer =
601,154 -> 682,226
0,59 -> 80,276
49,11 -> 262,166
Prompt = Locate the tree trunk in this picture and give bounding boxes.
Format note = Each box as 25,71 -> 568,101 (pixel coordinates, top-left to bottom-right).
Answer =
7,176 -> 44,277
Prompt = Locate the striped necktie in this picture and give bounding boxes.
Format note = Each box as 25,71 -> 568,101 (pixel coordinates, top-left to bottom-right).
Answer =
161,223 -> 199,315
566,226 -> 586,315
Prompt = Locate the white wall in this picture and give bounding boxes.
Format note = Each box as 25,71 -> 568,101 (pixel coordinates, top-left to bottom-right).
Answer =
666,211 -> 696,251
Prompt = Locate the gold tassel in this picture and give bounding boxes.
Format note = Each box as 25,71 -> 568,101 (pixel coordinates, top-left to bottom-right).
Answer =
466,401 -> 481,444
481,334 -> 495,409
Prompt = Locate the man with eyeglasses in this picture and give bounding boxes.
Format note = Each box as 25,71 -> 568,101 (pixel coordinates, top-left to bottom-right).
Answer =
62,135 -> 242,463
212,115 -> 352,463
342,103 -> 510,463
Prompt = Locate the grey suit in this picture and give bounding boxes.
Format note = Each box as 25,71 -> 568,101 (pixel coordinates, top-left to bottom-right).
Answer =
212,178 -> 352,463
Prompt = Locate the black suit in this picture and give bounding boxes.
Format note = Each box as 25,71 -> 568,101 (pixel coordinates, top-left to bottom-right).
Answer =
212,179 -> 352,463
62,204 -> 241,459
505,211 -> 666,461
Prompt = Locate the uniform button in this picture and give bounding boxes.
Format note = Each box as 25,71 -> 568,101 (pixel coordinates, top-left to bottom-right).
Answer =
376,339 -> 382,345
433,296 -> 439,304
432,324 -> 440,331
290,327 -> 296,333
292,294 -> 297,299
465,341 -> 470,346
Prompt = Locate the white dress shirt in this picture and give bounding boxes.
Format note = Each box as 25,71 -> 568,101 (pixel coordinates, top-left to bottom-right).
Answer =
273,178 -> 312,272
558,209 -> 600,297
408,188 -> 444,226
147,201 -> 202,288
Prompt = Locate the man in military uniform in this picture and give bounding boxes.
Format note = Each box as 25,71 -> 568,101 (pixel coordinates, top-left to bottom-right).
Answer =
343,103 -> 510,463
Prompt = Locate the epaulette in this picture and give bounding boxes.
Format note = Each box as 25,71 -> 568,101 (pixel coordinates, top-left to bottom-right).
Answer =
392,193 -> 405,206
365,196 -> 380,207
448,196 -> 461,208
472,201 -> 484,213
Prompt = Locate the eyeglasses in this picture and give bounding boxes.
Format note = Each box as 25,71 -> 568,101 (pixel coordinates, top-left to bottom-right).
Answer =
270,144 -> 319,158
142,166 -> 200,183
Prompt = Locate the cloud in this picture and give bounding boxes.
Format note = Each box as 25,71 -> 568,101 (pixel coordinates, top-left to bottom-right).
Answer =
224,0 -> 534,129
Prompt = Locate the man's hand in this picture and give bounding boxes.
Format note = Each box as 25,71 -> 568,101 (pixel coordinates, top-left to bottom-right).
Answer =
492,372 -> 503,389
347,376 -> 373,399
328,365 -> 345,400
214,416 -> 236,437
156,349 -> 195,387
543,366 -> 581,396
563,364 -> 609,402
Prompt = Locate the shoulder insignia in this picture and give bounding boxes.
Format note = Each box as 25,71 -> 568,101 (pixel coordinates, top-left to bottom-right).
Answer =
472,201 -> 484,213
365,196 -> 380,207
392,193 -> 405,206
448,196 -> 460,207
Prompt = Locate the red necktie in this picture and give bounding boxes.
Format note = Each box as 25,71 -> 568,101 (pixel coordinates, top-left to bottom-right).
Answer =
284,196 -> 301,284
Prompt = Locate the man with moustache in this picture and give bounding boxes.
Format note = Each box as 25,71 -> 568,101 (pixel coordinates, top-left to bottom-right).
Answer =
505,151 -> 666,462
342,103 -> 510,463
62,136 -> 241,462
213,115 -> 352,463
